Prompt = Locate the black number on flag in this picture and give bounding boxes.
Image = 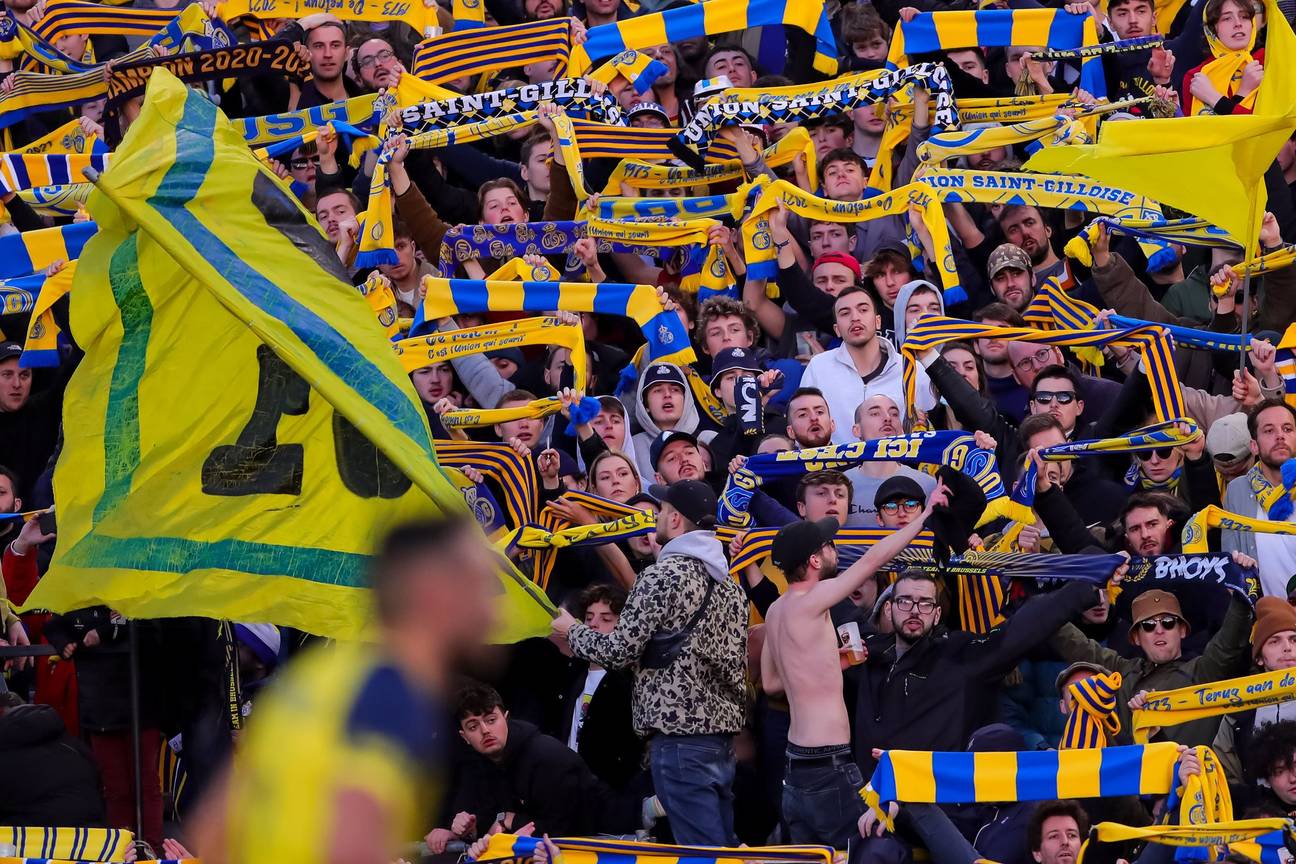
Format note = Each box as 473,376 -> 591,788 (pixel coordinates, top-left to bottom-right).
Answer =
332,413 -> 413,499
202,344 -> 308,496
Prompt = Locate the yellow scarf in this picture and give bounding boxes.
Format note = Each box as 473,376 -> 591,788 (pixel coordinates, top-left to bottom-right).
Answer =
1190,11 -> 1259,115
1181,505 -> 1296,552
1131,667 -> 1296,743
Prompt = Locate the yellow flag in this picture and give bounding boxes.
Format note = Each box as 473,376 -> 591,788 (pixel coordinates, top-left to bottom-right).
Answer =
25,70 -> 554,642
1026,0 -> 1296,248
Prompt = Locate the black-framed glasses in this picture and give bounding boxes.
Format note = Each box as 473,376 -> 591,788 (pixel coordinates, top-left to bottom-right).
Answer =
1031,390 -> 1076,406
357,48 -> 396,70
1137,615 -> 1181,633
880,498 -> 922,514
893,596 -> 938,614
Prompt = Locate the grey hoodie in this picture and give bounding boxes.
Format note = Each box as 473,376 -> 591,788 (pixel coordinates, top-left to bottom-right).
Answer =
657,530 -> 729,583
892,279 -> 945,415
630,364 -> 703,483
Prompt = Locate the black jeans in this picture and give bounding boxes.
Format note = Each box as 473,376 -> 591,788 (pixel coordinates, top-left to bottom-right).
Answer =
781,744 -> 865,849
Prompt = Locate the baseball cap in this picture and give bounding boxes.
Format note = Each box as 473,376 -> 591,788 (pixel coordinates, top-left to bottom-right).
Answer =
646,479 -> 717,528
628,101 -> 670,124
812,252 -> 862,279
1054,660 -> 1111,695
1206,413 -> 1251,467
640,362 -> 688,398
0,342 -> 21,362
770,517 -> 839,574
649,429 -> 698,469
708,347 -> 763,390
693,75 -> 733,100
874,475 -> 925,508
987,243 -> 1032,280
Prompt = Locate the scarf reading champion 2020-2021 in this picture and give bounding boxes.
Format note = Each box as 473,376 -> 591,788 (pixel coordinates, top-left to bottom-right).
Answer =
1131,666 -> 1296,743
413,278 -> 695,367
717,431 -> 1024,528
901,316 -> 1185,424
106,38 -> 311,105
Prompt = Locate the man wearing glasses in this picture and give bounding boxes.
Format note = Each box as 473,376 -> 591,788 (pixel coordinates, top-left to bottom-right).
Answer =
849,528 -> 1122,776
1005,344 -> 1122,427
873,477 -> 927,530
1052,578 -> 1256,748
353,38 -> 405,91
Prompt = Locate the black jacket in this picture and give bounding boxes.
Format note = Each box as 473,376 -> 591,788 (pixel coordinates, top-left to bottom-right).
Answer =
449,718 -> 637,836
0,704 -> 104,827
43,610 -> 164,732
556,663 -> 642,792
851,579 -> 1102,774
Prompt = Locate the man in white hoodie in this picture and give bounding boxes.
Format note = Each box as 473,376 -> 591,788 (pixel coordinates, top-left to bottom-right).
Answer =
801,286 -> 909,444
552,480 -> 746,846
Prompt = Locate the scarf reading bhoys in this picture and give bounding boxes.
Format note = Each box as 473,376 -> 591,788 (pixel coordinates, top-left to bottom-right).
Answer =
412,19 -> 572,84
413,277 -> 695,366
717,432 -> 1021,529
1131,667 -> 1296,744
885,7 -> 1106,98
1010,421 -> 1200,511
1181,505 -> 1296,553
674,63 -> 957,165
1061,670 -> 1123,749
901,316 -> 1185,424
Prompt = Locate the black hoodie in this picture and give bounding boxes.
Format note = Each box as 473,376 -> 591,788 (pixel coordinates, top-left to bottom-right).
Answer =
0,704 -> 104,827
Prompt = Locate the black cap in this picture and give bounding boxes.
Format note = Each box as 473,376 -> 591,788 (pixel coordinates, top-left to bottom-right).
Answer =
640,362 -> 687,399
0,342 -> 21,363
649,429 -> 698,469
647,480 -> 717,528
708,346 -> 763,390
874,475 -> 925,508
770,517 -> 839,574
485,347 -> 524,366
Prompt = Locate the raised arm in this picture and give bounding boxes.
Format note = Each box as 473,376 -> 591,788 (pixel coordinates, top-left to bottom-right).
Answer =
807,481 -> 949,612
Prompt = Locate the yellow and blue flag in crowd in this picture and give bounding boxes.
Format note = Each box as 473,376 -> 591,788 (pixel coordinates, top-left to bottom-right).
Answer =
23,70 -> 555,643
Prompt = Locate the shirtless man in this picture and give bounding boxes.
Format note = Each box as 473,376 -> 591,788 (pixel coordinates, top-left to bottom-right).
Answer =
762,481 -> 947,849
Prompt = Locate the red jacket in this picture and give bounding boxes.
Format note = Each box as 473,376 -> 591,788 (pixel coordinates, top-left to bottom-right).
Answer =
4,542 -> 47,641
1181,48 -> 1265,115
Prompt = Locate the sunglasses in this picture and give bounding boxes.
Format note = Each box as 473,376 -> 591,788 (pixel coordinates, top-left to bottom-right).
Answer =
1139,447 -> 1176,461
1031,390 -> 1077,406
880,498 -> 922,514
1137,615 -> 1181,633
289,157 -> 318,170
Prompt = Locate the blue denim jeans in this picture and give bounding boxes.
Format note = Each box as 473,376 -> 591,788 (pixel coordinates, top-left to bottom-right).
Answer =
781,745 -> 865,849
650,733 -> 737,846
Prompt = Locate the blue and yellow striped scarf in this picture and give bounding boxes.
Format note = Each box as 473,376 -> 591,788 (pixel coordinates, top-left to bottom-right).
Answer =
0,220 -> 95,279
413,278 -> 696,366
412,18 -> 572,84
1061,671 -> 1123,749
435,441 -> 538,530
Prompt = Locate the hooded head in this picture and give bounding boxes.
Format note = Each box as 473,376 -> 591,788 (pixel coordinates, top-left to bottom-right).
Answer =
634,362 -> 702,439
892,280 -> 945,348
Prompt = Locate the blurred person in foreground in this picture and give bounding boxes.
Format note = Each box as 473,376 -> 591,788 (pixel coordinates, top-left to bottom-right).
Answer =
190,514 -> 499,864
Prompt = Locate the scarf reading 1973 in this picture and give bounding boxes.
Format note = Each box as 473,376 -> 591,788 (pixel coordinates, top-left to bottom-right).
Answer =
1131,667 -> 1296,743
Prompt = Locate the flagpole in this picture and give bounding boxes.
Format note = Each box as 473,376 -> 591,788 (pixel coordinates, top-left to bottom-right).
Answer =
1238,189 -> 1261,373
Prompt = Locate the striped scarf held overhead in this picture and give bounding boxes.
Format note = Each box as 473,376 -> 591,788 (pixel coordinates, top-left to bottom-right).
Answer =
1181,505 -> 1296,553
527,490 -> 652,589
15,182 -> 91,217
0,153 -> 110,194
885,7 -> 1106,98
1060,671 -> 1123,749
568,0 -> 837,76
0,220 -> 95,279
412,19 -> 573,84
900,316 -> 1185,425
603,127 -> 816,194
435,441 -> 538,529
1130,667 -> 1296,744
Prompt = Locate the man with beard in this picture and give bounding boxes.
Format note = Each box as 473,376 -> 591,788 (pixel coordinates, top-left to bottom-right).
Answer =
986,244 -> 1034,314
1224,399 -> 1296,598
996,205 -> 1096,306
850,556 -> 1118,775
1028,801 -> 1088,864
352,38 -> 404,92
786,388 -> 836,450
843,396 -> 935,527
762,483 -> 946,849
551,480 -> 746,846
